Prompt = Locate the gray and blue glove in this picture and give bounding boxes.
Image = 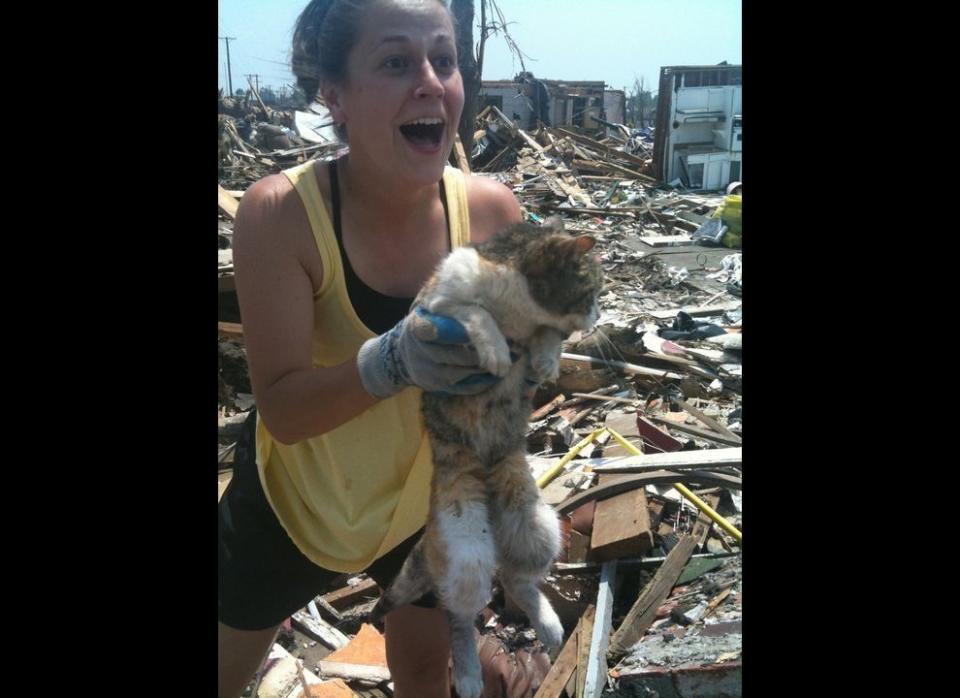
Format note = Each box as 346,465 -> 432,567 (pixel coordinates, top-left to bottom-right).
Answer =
357,307 -> 502,399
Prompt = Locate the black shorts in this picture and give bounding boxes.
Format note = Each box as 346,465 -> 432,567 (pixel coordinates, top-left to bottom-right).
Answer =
218,410 -> 436,631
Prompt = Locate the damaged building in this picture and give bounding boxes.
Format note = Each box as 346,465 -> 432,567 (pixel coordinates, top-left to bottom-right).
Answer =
652,64 -> 742,191
480,74 -> 625,135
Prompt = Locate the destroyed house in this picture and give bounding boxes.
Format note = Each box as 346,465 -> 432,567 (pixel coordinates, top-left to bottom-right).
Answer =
479,77 -> 624,134
652,64 -> 742,191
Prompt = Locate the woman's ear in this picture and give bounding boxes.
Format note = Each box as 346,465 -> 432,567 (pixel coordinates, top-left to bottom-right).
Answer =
320,81 -> 346,124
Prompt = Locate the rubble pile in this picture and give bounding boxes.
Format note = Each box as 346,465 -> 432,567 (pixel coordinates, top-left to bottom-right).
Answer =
218,103 -> 742,698
219,92 -> 344,191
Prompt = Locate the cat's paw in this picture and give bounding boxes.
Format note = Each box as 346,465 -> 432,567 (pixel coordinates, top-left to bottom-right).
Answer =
474,335 -> 513,378
534,608 -> 565,649
529,351 -> 560,384
453,671 -> 484,698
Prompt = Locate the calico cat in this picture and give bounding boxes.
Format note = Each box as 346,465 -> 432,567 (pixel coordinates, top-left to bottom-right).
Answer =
369,216 -> 604,698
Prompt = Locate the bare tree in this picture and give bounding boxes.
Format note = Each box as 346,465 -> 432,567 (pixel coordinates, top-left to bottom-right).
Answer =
452,0 -> 479,159
451,0 -> 533,160
626,75 -> 656,128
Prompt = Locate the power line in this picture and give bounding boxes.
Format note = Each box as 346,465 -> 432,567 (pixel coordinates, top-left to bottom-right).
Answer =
251,56 -> 292,67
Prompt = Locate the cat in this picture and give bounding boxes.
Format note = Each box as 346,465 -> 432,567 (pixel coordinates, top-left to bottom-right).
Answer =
369,216 -> 604,698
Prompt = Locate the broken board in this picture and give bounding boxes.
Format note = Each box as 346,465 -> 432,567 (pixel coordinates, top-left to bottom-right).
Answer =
637,234 -> 694,247
590,475 -> 654,561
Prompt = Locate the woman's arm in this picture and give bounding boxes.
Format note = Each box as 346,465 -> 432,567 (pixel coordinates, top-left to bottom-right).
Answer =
232,175 -> 378,444
465,174 -> 523,244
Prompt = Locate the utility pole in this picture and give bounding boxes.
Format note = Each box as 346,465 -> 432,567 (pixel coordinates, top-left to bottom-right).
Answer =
219,36 -> 236,96
246,74 -> 262,96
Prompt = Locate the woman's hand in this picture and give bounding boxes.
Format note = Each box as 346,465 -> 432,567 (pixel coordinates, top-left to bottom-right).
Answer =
357,308 -> 501,398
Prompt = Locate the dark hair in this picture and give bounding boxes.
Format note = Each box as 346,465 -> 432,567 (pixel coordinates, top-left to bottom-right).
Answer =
291,0 -> 453,102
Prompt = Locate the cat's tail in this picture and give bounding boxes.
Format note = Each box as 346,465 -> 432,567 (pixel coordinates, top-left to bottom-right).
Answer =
368,541 -> 435,630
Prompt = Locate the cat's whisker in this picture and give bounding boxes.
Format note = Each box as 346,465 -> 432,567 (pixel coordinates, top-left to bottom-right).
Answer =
593,327 -> 628,368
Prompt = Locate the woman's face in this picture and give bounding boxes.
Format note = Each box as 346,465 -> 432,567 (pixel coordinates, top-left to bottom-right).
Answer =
328,0 -> 464,185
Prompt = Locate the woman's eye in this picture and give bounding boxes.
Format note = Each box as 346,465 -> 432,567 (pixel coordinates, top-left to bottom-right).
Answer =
383,57 -> 408,70
433,55 -> 456,72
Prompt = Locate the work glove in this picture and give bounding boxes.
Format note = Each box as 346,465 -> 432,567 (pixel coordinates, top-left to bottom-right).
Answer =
357,307 -> 502,399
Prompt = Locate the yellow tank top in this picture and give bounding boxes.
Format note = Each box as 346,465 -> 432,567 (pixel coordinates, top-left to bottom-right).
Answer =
255,161 -> 471,573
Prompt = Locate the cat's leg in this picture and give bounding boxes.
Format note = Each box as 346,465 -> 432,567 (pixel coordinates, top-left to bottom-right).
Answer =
431,303 -> 513,378
488,450 -> 565,649
447,610 -> 483,698
527,326 -> 566,384
431,452 -> 497,698
368,541 -> 431,628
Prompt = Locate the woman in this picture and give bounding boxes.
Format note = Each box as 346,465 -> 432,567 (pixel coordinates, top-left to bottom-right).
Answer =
218,1 -> 523,696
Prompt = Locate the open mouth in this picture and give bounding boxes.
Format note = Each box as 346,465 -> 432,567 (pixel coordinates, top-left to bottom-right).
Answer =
399,118 -> 444,149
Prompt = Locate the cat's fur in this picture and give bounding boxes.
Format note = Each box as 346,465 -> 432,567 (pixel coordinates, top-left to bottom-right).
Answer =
369,217 -> 604,698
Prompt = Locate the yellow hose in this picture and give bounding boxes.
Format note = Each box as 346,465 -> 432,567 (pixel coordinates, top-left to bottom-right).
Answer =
536,427 -> 606,489
539,426 -> 742,544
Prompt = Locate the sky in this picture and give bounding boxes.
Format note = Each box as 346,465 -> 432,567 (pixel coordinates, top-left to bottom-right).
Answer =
218,0 -> 741,97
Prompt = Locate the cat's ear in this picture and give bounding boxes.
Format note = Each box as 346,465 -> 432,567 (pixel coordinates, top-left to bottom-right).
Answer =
572,235 -> 597,255
543,215 -> 565,234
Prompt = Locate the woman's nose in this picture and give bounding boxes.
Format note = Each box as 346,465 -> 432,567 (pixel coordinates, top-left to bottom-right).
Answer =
414,60 -> 444,99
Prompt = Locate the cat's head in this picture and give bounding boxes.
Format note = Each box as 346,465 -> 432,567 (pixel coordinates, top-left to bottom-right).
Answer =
481,216 -> 604,334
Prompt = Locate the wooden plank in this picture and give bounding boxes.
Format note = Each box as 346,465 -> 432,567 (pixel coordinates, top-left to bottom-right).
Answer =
590,476 -> 654,561
517,128 -> 545,152
637,235 -> 694,248
292,611 -> 350,650
555,471 -> 741,517
312,596 -> 343,622
452,132 -> 471,174
300,678 -> 357,697
674,399 -> 741,443
315,661 -> 390,684
489,105 -> 518,133
324,623 -> 387,667
572,392 -> 637,406
584,560 -> 617,698
218,184 -> 240,219
588,447 -> 743,474
218,321 -> 244,338
530,393 -> 567,421
554,127 -> 652,169
575,600 -> 595,698
247,76 -> 271,118
533,606 -> 594,698
648,417 -> 743,447
572,158 -> 652,182
607,535 -> 698,658
321,579 -> 380,610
